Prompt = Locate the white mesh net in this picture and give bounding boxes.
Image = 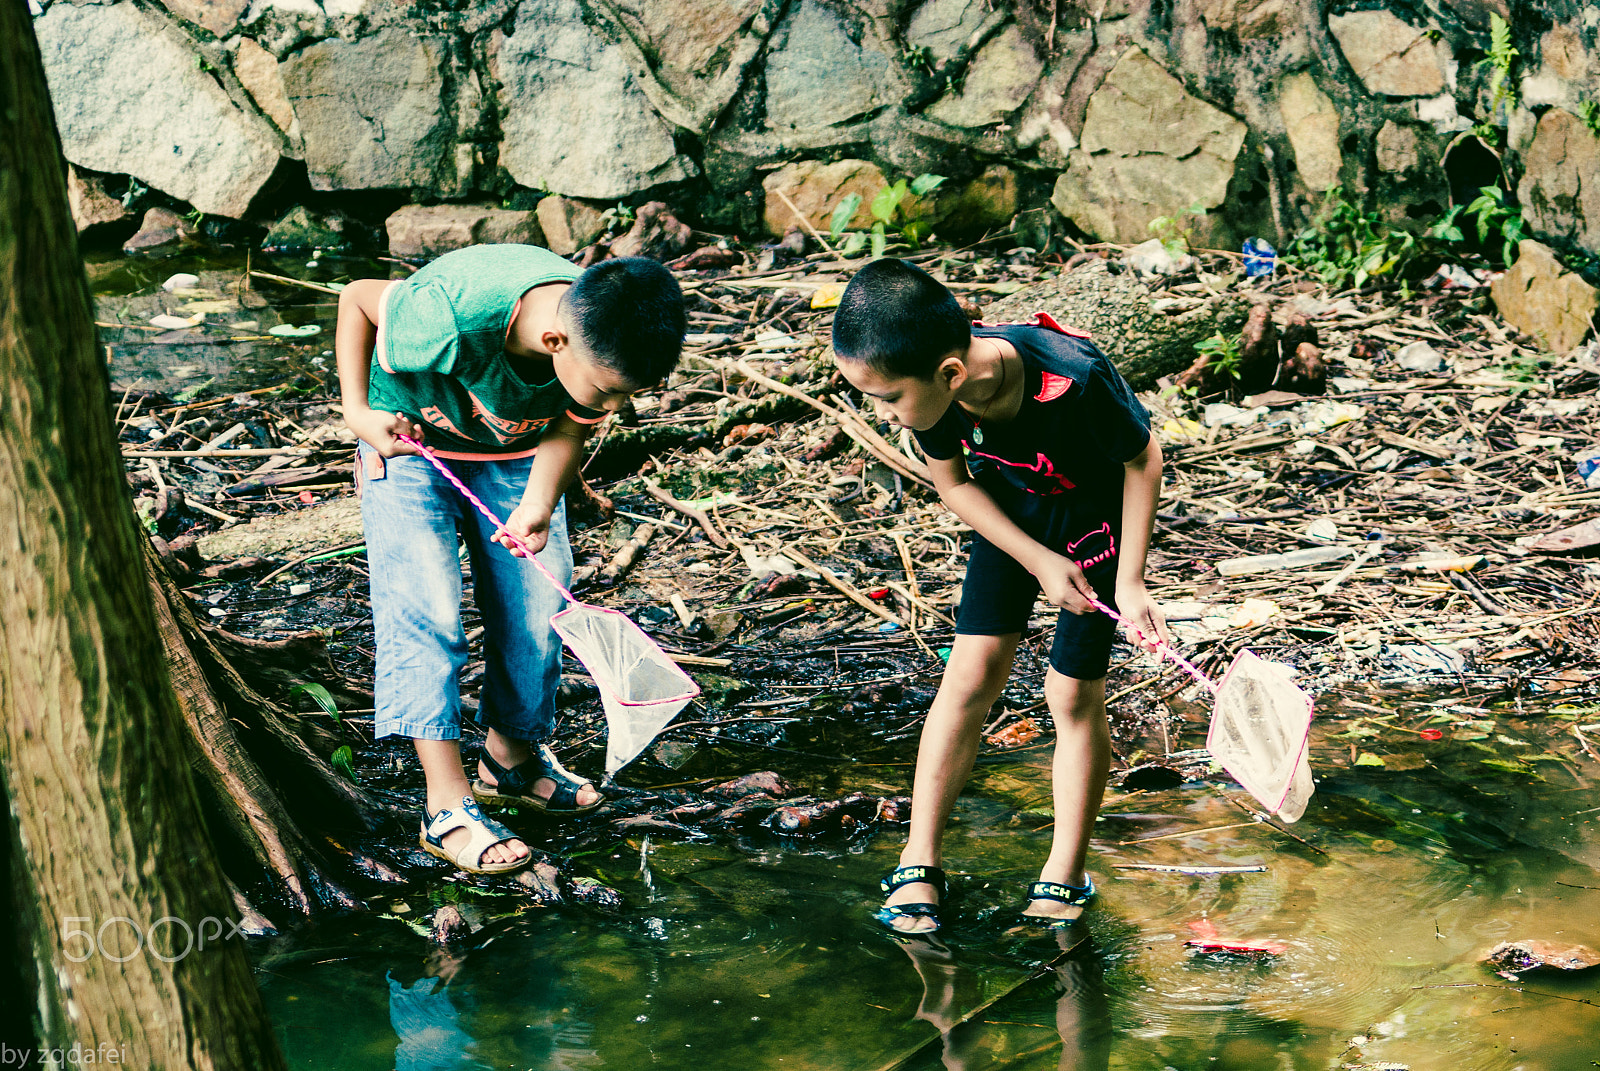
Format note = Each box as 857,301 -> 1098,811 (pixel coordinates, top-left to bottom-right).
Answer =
1206,650 -> 1315,823
551,604 -> 700,775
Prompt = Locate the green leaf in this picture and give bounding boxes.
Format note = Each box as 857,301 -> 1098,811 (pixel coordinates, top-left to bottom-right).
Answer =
870,222 -> 887,259
909,173 -> 946,197
829,193 -> 862,239
331,744 -> 358,782
901,220 -> 929,248
289,681 -> 340,721
840,231 -> 868,256
1354,752 -> 1387,767
172,377 -> 214,404
870,180 -> 907,224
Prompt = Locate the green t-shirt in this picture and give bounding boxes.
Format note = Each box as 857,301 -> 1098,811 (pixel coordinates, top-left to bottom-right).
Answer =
368,244 -> 605,456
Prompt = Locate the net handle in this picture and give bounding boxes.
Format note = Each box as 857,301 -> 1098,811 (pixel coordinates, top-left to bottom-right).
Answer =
394,434 -> 579,605
1085,594 -> 1218,696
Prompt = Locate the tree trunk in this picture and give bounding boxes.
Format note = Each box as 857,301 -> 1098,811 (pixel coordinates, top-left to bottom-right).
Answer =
0,6 -> 288,1067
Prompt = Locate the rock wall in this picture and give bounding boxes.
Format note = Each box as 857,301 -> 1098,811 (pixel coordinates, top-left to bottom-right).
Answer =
31,0 -> 1600,262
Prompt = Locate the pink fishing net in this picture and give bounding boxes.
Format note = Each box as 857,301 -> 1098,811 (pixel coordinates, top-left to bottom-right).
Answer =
1092,598 -> 1315,823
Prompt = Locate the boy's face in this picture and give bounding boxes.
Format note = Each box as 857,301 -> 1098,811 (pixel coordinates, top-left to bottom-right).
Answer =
834,352 -> 964,432
551,341 -> 643,413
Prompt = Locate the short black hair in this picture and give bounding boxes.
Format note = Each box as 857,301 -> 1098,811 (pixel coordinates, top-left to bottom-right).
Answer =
831,258 -> 971,379
562,256 -> 686,386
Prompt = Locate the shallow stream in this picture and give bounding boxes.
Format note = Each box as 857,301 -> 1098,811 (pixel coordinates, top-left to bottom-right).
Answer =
252,710 -> 1600,1071
92,252 -> 1600,1071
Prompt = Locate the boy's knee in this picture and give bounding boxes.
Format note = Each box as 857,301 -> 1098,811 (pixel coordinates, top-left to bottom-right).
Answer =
1045,673 -> 1105,718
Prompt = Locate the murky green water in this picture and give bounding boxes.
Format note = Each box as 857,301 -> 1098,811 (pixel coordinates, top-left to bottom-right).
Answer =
254,711 -> 1600,1071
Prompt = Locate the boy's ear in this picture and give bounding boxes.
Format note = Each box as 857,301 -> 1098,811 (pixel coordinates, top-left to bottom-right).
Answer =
936,352 -> 968,392
540,325 -> 571,356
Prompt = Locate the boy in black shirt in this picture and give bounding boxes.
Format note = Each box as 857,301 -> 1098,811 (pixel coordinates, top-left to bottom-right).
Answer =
831,259 -> 1170,931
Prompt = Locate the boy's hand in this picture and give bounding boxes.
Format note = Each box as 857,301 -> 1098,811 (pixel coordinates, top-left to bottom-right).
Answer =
494,503 -> 552,558
1036,553 -> 1098,615
346,408 -> 425,457
1114,582 -> 1171,653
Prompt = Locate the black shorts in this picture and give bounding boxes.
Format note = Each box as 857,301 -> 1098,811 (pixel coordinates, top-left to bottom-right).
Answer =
954,488 -> 1121,680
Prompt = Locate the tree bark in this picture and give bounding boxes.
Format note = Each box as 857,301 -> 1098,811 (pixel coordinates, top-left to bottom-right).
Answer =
0,5 -> 288,1067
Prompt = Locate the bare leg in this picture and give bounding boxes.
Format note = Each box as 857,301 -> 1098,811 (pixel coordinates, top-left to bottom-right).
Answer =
416,738 -> 529,867
476,729 -> 601,809
883,633 -> 1020,932
1024,672 -> 1110,919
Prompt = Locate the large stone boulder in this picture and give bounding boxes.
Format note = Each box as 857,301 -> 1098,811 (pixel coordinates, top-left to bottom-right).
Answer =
1278,72 -> 1341,191
981,260 -> 1253,389
1328,10 -> 1447,98
1051,47 -> 1247,244
1519,107 -> 1600,257
385,205 -> 545,259
764,0 -> 898,134
1375,121 -> 1422,174
282,27 -> 467,194
67,166 -> 131,233
233,38 -> 296,143
586,0 -> 775,134
154,0 -> 249,37
536,197 -> 608,256
925,24 -> 1044,129
1198,0 -> 1293,39
1490,240 -> 1598,353
491,0 -> 695,199
761,159 -> 887,237
34,2 -> 280,218
936,165 -> 1019,238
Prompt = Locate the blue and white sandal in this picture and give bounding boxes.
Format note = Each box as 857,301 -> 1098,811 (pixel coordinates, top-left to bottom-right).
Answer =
473,743 -> 601,817
875,864 -> 947,932
420,796 -> 529,874
1021,876 -> 1096,924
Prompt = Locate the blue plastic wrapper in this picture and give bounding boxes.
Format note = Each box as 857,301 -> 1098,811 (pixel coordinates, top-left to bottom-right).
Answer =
1242,237 -> 1276,278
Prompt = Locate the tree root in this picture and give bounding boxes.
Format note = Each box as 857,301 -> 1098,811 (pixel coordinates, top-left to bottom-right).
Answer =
143,538 -> 401,919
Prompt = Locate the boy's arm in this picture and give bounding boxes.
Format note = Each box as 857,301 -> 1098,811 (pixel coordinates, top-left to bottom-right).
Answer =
1113,434 -> 1172,651
494,413 -> 593,557
335,279 -> 423,455
928,453 -> 1100,615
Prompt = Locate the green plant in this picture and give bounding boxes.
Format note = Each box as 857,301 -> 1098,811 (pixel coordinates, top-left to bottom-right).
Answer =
1147,204 -> 1205,256
1462,185 -> 1526,265
1194,331 -> 1242,381
829,173 -> 946,257
1577,100 -> 1600,137
903,44 -> 935,77
1285,186 -> 1460,290
119,178 -> 147,209
1479,14 -> 1520,120
600,201 -> 635,232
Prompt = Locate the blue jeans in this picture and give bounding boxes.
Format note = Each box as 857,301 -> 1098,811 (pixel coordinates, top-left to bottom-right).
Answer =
358,443 -> 571,743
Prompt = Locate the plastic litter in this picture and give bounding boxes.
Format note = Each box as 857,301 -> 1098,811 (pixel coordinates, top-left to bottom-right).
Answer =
1086,596 -> 1314,822
1574,447 -> 1600,490
1186,917 -> 1287,956
1124,237 -> 1193,277
161,272 -> 200,291
268,323 -> 322,337
1394,340 -> 1443,372
1303,517 -> 1340,542
1240,237 -> 1276,278
397,435 -> 699,776
1217,544 -> 1353,577
1202,402 -> 1268,428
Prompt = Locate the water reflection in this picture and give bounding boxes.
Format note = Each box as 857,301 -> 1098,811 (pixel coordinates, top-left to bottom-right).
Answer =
893,925 -> 1111,1071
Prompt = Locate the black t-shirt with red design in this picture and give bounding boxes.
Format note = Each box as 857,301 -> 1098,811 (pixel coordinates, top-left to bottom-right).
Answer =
913,314 -> 1152,527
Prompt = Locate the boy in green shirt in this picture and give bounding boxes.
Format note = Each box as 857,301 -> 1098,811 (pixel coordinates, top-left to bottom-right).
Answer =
337,245 -> 685,874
